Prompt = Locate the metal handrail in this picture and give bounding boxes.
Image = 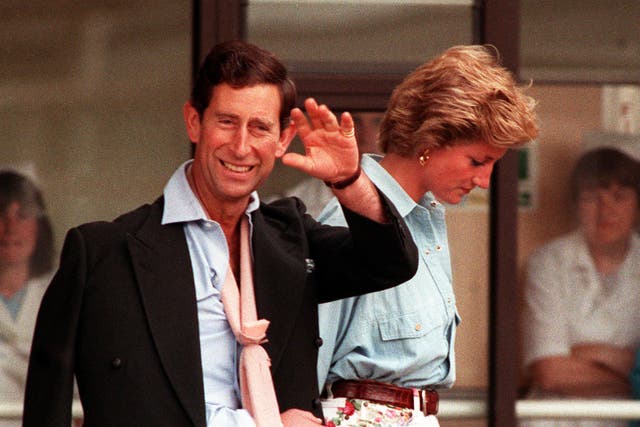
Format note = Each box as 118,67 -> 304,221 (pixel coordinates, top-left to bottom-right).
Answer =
517,399 -> 640,420
0,400 -> 83,420
1,398 -> 639,421
438,398 -> 640,420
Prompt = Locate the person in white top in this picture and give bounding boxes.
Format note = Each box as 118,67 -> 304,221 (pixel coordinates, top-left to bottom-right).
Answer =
0,170 -> 54,427
522,147 -> 640,427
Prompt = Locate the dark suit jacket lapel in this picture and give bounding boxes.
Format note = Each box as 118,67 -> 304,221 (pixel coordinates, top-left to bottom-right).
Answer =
251,209 -> 307,370
127,199 -> 206,427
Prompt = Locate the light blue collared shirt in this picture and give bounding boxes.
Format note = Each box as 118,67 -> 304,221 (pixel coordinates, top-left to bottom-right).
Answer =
162,161 -> 259,427
317,154 -> 459,390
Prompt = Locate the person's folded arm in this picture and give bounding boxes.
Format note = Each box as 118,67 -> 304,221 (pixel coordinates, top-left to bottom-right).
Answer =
572,342 -> 635,379
530,355 -> 631,397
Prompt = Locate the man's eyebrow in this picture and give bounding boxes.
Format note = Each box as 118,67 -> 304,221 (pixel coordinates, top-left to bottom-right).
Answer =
214,112 -> 239,119
250,117 -> 276,127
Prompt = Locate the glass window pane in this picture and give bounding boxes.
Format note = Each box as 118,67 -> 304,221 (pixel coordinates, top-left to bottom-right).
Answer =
1,1 -> 192,252
247,0 -> 474,74
2,1 -> 191,421
520,0 -> 640,83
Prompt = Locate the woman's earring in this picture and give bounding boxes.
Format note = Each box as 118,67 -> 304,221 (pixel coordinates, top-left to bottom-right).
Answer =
419,149 -> 430,166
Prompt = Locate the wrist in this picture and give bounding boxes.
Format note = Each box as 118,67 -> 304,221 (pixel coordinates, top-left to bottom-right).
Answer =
324,166 -> 362,190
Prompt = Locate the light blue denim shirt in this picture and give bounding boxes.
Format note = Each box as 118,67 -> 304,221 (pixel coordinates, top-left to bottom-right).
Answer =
163,161 -> 258,427
317,154 -> 459,391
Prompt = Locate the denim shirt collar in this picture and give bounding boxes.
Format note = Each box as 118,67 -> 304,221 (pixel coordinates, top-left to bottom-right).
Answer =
361,154 -> 443,219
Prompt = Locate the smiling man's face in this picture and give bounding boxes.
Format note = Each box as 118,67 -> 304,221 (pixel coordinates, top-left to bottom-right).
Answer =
184,83 -> 294,209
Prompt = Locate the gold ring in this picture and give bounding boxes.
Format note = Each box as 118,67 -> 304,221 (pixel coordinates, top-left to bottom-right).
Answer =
341,128 -> 355,138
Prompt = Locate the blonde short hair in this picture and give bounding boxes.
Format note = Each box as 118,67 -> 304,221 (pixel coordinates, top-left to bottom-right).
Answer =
379,45 -> 538,156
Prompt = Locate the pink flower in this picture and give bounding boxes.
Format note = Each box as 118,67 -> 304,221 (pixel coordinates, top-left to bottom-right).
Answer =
342,401 -> 356,416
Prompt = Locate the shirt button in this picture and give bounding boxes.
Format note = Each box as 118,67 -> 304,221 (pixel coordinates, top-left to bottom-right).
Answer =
315,337 -> 324,348
436,245 -> 442,251
111,358 -> 123,369
425,249 -> 431,255
430,201 -> 437,207
305,258 -> 315,274
415,324 -> 422,331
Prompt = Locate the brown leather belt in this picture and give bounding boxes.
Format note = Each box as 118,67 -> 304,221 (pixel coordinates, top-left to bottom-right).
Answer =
330,379 -> 439,416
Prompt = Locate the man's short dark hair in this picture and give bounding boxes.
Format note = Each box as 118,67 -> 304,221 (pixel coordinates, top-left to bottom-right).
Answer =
190,40 -> 297,131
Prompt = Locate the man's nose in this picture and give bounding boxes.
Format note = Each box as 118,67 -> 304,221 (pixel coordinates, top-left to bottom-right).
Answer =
231,127 -> 251,156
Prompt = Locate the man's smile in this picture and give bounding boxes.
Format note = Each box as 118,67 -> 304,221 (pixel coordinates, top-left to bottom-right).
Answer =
221,160 -> 253,173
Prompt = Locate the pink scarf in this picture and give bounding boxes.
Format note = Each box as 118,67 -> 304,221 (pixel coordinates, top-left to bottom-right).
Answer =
221,216 -> 282,427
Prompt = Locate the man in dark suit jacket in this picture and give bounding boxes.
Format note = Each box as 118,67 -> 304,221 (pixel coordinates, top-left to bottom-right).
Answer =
23,40 -> 417,427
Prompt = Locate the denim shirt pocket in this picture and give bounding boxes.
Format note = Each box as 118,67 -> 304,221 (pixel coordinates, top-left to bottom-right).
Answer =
378,310 -> 443,341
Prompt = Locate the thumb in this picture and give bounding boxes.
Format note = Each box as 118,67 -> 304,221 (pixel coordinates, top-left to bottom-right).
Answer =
282,152 -> 312,173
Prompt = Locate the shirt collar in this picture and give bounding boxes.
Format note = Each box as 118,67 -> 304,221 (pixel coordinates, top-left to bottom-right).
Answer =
571,230 -> 640,273
162,160 -> 260,225
361,154 -> 442,218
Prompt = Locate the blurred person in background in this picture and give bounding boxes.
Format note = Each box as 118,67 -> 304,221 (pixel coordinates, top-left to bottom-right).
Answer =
0,170 -> 54,427
522,147 -> 640,427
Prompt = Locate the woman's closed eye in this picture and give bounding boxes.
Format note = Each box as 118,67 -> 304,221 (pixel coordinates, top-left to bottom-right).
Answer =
470,158 -> 486,167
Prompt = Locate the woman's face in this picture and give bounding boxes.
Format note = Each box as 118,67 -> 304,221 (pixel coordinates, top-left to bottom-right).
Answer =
577,183 -> 639,247
422,141 -> 507,204
0,201 -> 39,268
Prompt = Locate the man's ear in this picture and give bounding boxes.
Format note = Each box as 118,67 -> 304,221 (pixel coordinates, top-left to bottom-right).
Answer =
275,121 -> 296,158
183,101 -> 201,143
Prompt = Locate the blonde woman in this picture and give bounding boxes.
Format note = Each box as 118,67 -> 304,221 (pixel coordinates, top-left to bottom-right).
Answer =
317,45 -> 539,427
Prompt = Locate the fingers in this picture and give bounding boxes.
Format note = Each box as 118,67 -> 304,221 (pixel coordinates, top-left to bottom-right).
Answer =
290,107 -> 310,139
307,98 -> 339,132
339,111 -> 355,138
292,98 -> 341,135
280,408 -> 324,426
304,98 -> 324,131
281,152 -> 310,172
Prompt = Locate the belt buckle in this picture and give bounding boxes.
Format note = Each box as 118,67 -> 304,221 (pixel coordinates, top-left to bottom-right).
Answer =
421,388 -> 439,416
412,388 -> 420,412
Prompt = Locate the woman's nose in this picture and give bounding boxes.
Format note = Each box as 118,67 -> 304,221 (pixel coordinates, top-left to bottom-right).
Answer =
472,166 -> 493,189
0,214 -> 17,233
